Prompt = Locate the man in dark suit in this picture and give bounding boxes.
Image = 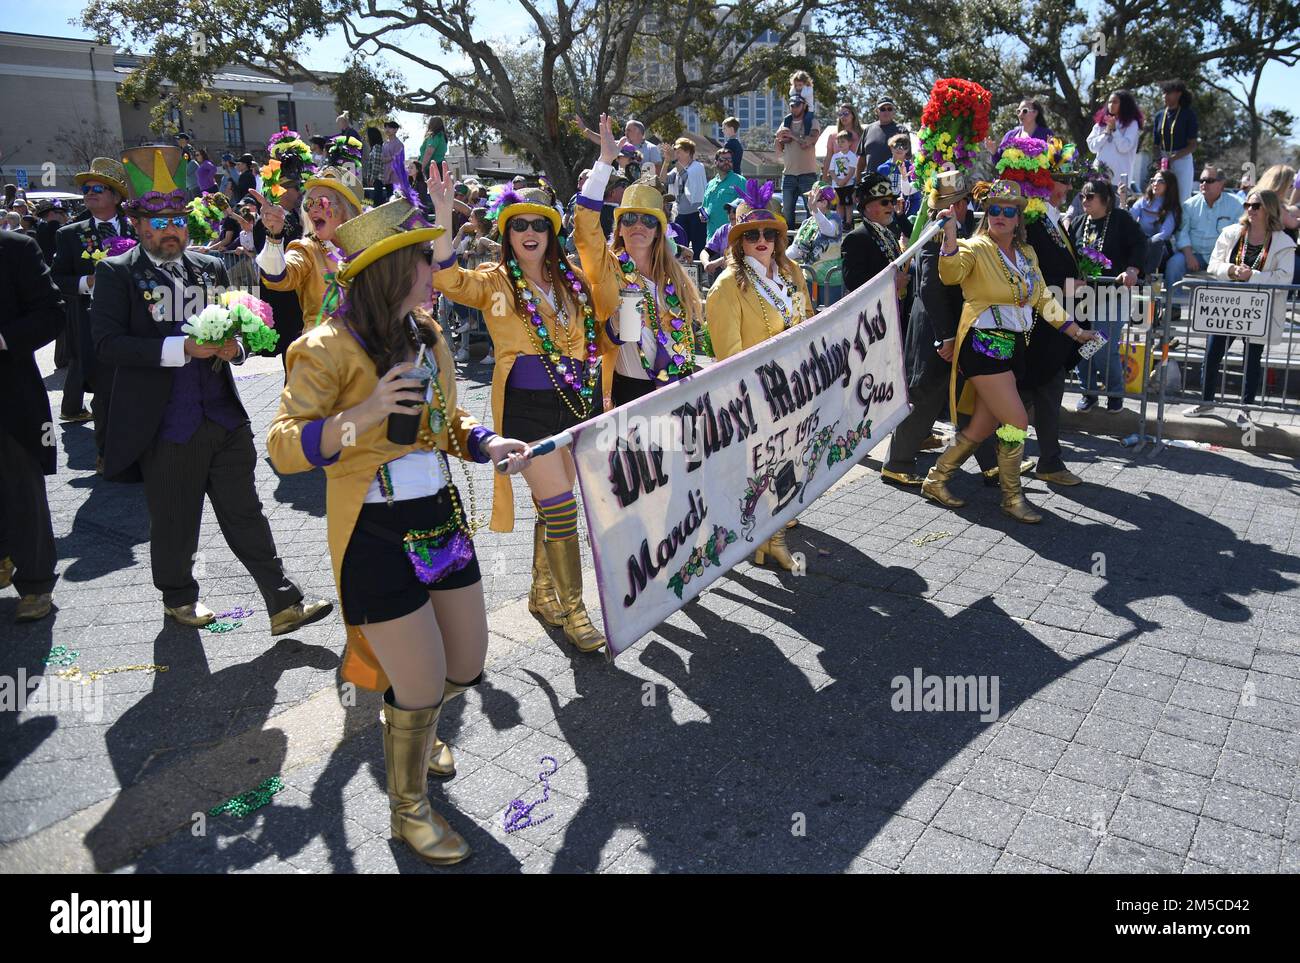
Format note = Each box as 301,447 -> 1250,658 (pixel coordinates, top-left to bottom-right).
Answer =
51,157 -> 136,469
34,199 -> 68,265
881,172 -> 973,487
0,232 -> 66,622
1023,166 -> 1086,485
842,174 -> 913,332
92,144 -> 331,633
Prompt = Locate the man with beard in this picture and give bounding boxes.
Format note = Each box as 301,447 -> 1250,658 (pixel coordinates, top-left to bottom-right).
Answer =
51,157 -> 136,472
91,145 -> 331,632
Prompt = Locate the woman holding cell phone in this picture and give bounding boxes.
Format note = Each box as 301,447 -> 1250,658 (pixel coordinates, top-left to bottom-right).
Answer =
925,179 -> 1100,523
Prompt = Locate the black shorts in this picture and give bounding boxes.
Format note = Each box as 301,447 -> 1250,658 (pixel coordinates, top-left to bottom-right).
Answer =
835,186 -> 855,205
958,329 -> 1027,380
501,385 -> 604,443
341,490 -> 481,625
611,371 -> 658,408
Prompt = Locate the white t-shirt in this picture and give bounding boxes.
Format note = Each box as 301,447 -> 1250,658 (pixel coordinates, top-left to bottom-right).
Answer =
973,248 -> 1034,331
829,151 -> 856,187
365,449 -> 449,503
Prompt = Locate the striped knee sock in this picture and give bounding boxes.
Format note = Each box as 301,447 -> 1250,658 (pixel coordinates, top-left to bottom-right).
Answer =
537,492 -> 579,542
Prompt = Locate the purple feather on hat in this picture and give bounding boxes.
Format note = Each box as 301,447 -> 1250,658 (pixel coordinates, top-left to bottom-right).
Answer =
735,178 -> 775,211
389,151 -> 419,209
487,185 -> 526,221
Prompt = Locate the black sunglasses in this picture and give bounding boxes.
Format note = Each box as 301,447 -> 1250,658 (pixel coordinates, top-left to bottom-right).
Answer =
619,212 -> 660,229
1199,177 -> 1221,184
509,217 -> 552,234
1244,202 -> 1263,211
742,228 -> 779,243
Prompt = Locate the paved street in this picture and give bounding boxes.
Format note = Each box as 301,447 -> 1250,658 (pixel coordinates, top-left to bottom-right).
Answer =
2,349 -> 1298,874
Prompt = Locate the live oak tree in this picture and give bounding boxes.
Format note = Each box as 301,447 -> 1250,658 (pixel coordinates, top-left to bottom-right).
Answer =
81,0 -> 819,198
827,0 -> 1299,165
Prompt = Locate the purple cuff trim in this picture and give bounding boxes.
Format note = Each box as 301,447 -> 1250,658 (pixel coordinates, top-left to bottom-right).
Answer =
1058,317 -> 1076,333
576,195 -> 603,212
260,266 -> 288,282
939,246 -> 959,257
436,254 -> 458,270
466,426 -> 495,463
604,317 -> 629,346
302,418 -> 340,467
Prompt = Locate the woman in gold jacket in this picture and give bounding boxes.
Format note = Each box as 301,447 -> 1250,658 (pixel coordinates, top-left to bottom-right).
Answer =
267,196 -> 530,866
574,114 -> 705,407
427,166 -> 611,653
704,178 -> 812,570
254,166 -> 364,331
926,179 -> 1099,522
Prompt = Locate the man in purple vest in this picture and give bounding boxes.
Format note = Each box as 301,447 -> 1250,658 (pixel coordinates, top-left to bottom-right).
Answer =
91,145 -> 332,632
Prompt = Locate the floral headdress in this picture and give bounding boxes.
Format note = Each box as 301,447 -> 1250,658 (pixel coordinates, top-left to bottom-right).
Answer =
994,135 -> 1053,221
261,130 -> 316,201
186,192 -> 226,242
914,78 -> 992,201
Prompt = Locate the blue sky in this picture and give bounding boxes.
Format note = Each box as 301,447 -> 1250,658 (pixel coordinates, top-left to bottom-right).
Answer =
20,0 -> 1300,143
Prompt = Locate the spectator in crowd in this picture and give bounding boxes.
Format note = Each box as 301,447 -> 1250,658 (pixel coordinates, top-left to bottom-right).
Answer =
1,211 -> 21,231
364,126 -> 385,203
1128,170 -> 1182,276
788,184 -> 842,270
195,148 -> 219,194
233,153 -> 257,204
1087,90 -> 1143,190
1185,190 -> 1297,422
1165,165 -> 1243,287
823,103 -> 863,180
878,132 -> 919,217
1152,80 -> 1198,200
776,95 -> 821,227
1257,165 -> 1300,283
994,98 -> 1052,164
408,158 -> 432,211
204,193 -> 242,253
599,170 -> 628,240
667,137 -> 708,257
789,69 -> 816,115
449,207 -> 500,362
1070,179 -> 1147,411
421,116 -> 448,180
703,198 -> 741,279
308,136 -> 329,169
176,132 -> 199,198
721,117 -> 744,173
379,120 -> 404,203
0,230 -> 66,622
33,200 -> 67,265
827,130 -> 858,223
623,119 -> 663,179
218,153 -> 237,197
615,144 -> 644,185
857,98 -> 902,179
335,111 -> 360,141
701,147 -> 746,243
2,184 -> 16,208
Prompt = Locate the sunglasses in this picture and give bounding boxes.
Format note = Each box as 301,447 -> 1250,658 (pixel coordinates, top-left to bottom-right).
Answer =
82,184 -> 111,195
985,204 -> 1020,218
619,212 -> 661,229
420,247 -> 435,264
508,217 -> 552,234
304,195 -> 334,214
1017,107 -> 1033,114
879,106 -> 895,112
148,216 -> 189,230
1244,202 -> 1263,211
742,228 -> 779,243
1199,178 -> 1220,184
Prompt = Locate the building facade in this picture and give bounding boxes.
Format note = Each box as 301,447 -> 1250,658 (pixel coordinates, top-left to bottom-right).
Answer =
0,32 -> 343,188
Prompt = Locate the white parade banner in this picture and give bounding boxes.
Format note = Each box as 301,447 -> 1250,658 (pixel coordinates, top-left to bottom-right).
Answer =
571,265 -> 912,656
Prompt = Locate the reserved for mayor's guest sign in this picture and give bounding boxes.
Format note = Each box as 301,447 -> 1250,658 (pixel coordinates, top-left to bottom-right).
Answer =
1188,286 -> 1271,340
571,268 -> 910,655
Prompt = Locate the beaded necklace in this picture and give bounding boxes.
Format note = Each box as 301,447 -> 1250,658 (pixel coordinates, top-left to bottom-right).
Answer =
1160,107 -> 1179,152
1234,231 -> 1269,270
989,245 -> 1035,343
616,250 -> 695,380
507,258 -> 599,420
743,261 -> 804,338
868,221 -> 901,260
375,327 -> 483,535
1080,211 -> 1110,255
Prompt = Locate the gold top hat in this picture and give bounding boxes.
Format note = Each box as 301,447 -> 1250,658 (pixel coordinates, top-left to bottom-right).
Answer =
497,186 -> 561,235
334,196 -> 445,282
613,181 -> 668,234
929,169 -> 971,209
727,179 -> 787,246
74,156 -> 128,198
303,165 -> 365,213
984,178 -> 1027,210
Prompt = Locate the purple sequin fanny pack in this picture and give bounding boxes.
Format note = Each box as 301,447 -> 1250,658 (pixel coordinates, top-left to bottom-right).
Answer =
402,521 -> 474,585
971,328 -> 1017,360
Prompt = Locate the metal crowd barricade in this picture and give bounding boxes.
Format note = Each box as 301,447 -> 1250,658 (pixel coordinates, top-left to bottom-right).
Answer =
1060,275 -> 1162,451
1152,279 -> 1300,444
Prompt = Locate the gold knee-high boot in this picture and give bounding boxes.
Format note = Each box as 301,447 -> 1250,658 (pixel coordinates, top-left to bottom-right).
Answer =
540,536 -> 606,652
527,520 -> 565,626
753,528 -> 797,571
921,432 -> 980,508
997,438 -> 1043,524
383,693 -> 470,865
428,676 -> 478,777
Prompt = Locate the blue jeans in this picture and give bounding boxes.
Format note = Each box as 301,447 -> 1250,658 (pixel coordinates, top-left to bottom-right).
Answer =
1077,292 -> 1127,396
781,172 -> 817,227
1163,248 -> 1212,288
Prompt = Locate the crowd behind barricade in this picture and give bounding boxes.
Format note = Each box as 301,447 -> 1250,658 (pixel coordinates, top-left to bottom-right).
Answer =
1,78 -> 1298,869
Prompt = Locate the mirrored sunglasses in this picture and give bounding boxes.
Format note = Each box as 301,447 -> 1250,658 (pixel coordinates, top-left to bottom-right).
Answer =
619,212 -> 660,229
82,184 -> 110,195
985,204 -> 1020,218
149,216 -> 189,230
